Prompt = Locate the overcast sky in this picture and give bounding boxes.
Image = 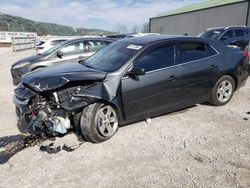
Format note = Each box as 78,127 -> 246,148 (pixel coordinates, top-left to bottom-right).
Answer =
0,0 -> 205,31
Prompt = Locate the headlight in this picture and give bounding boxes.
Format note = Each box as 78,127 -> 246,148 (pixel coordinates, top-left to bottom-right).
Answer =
13,62 -> 30,69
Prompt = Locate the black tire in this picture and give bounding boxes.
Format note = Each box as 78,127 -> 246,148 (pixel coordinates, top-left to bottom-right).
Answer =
209,75 -> 235,106
80,103 -> 119,143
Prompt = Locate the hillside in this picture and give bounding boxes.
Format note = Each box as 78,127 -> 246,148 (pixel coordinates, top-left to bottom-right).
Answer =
0,12 -> 114,36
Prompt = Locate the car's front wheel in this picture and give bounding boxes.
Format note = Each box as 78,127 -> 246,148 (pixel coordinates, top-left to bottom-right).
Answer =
80,103 -> 119,143
209,75 -> 235,106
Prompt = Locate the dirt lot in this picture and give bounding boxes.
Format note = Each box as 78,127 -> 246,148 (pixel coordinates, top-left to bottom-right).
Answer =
0,48 -> 249,188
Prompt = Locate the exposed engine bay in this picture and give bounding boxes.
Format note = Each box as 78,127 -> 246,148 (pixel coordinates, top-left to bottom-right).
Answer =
15,84 -> 98,135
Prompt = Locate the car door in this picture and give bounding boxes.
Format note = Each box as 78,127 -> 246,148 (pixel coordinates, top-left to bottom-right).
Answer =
176,41 -> 221,105
47,40 -> 88,64
121,43 -> 180,120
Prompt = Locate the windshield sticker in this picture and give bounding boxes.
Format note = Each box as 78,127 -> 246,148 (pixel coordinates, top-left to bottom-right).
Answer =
127,44 -> 142,50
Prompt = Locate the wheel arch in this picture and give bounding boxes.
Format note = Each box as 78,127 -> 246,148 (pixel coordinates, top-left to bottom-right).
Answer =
93,99 -> 123,122
224,73 -> 238,91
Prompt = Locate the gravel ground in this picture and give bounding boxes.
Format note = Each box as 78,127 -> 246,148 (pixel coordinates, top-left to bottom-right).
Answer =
0,48 -> 249,188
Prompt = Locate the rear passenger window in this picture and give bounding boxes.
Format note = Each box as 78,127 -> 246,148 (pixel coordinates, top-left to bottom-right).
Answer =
235,29 -> 245,37
135,45 -> 174,72
180,42 -> 217,63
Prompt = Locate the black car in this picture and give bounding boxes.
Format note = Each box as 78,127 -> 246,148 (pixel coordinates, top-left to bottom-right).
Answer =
10,37 -> 116,85
13,35 -> 249,143
198,26 -> 250,51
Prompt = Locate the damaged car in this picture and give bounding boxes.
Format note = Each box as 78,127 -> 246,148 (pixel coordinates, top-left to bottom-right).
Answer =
13,35 -> 249,143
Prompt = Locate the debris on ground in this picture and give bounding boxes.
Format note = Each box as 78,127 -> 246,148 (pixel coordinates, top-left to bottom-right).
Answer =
146,118 -> 152,124
39,143 -> 61,154
0,133 -> 55,164
0,132 -> 83,164
62,143 -> 83,152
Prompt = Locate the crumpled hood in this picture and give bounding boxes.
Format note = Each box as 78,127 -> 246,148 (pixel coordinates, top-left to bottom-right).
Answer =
21,62 -> 107,92
12,54 -> 44,68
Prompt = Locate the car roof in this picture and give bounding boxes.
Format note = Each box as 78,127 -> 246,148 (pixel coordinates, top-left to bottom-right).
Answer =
66,37 -> 116,43
117,34 -> 202,45
207,26 -> 250,31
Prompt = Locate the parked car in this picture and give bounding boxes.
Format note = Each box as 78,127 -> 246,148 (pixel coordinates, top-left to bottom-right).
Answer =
11,37 -> 116,85
13,35 -> 249,143
198,26 -> 250,51
36,38 -> 70,54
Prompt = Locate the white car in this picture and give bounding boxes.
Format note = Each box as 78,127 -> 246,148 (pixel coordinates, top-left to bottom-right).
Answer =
36,38 -> 70,54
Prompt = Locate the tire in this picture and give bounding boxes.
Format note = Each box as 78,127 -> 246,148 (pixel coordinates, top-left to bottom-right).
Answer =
209,75 -> 235,106
80,103 -> 119,143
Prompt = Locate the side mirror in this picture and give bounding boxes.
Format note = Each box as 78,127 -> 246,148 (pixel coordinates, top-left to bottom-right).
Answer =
57,51 -> 63,58
127,67 -> 145,77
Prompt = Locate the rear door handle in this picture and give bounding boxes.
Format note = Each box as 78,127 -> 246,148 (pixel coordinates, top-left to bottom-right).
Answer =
168,75 -> 177,81
210,64 -> 218,69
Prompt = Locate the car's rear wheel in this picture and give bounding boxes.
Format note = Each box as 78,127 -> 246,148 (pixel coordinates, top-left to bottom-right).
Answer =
80,103 -> 118,143
209,75 -> 235,106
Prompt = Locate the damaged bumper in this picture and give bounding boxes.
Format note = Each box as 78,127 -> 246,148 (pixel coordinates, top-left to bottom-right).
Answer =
13,95 -> 31,117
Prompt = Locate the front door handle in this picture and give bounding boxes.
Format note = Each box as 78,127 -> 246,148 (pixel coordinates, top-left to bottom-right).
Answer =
168,75 -> 177,81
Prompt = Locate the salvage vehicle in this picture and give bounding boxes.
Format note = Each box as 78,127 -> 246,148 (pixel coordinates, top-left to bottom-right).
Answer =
13,35 -> 249,143
198,26 -> 250,51
11,37 -> 116,85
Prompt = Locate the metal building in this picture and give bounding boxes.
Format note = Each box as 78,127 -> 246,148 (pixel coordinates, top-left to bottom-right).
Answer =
149,0 -> 250,36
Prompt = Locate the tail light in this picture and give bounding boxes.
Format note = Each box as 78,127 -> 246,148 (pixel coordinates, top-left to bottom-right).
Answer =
243,50 -> 249,61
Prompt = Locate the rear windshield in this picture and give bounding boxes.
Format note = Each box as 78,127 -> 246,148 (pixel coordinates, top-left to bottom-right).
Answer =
198,29 -> 223,40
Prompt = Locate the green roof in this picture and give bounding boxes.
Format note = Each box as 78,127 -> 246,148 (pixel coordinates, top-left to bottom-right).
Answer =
154,0 -> 247,18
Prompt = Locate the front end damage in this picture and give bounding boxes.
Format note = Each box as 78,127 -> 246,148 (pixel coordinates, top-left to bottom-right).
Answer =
14,83 -> 102,135
12,62 -> 122,137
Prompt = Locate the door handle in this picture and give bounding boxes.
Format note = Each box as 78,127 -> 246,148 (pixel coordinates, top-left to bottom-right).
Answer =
210,64 -> 218,69
168,75 -> 177,81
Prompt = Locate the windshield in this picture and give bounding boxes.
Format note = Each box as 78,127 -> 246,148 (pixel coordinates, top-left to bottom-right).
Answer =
198,29 -> 223,39
41,40 -> 68,56
84,41 -> 143,72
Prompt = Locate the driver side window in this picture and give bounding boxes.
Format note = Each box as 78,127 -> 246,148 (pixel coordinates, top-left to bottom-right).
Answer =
134,44 -> 175,72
